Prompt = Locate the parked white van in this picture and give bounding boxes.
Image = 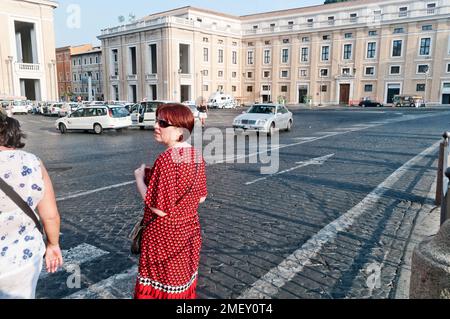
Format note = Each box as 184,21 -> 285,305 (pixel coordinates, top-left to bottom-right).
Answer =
130,100 -> 176,129
207,93 -> 236,109
55,105 -> 131,134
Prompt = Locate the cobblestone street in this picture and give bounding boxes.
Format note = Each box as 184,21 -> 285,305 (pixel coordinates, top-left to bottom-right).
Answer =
12,106 -> 447,299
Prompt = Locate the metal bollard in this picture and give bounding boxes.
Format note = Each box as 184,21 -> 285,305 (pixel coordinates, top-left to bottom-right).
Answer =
442,168 -> 450,226
436,132 -> 449,206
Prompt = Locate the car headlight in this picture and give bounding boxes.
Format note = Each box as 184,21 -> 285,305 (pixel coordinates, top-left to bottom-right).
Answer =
257,119 -> 267,125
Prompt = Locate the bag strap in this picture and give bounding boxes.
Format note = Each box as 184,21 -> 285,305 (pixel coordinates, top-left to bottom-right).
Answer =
0,176 -> 44,235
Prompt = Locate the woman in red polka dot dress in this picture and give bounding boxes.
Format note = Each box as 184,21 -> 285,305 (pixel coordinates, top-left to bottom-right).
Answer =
133,103 -> 208,299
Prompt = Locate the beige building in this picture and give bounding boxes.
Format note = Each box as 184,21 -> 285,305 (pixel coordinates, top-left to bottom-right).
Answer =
98,0 -> 450,106
0,0 -> 59,102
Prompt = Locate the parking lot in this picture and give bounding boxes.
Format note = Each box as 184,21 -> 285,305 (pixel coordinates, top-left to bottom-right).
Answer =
9,105 -> 450,299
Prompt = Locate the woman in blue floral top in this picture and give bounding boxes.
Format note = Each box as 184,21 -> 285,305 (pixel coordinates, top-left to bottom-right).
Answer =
0,113 -> 63,299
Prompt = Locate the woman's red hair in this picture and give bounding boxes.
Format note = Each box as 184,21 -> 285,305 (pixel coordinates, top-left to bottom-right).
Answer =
156,103 -> 195,141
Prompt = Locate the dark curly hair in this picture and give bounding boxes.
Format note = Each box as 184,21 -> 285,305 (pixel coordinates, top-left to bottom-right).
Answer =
0,114 -> 26,149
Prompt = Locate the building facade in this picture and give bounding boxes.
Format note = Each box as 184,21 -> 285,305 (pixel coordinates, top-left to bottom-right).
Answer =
0,0 -> 59,101
98,0 -> 450,106
71,46 -> 103,101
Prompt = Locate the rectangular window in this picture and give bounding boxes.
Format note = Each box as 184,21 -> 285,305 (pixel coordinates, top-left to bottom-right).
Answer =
350,13 -> 357,22
447,64 -> 450,73
281,86 -> 288,93
394,27 -> 404,34
247,72 -> 253,78
282,49 -> 289,63
247,86 -> 253,92
300,69 -> 308,77
365,67 -> 375,75
265,40 -> 271,45
73,74 -> 77,81
247,51 -> 254,65
427,3 -> 436,14
149,44 -> 157,74
321,85 -> 327,92
367,42 -> 376,59
283,39 -> 290,44
392,40 -> 403,57
345,33 -> 353,39
232,72 -> 237,78
416,84 -> 426,91
203,85 -> 209,92
342,68 -> 351,75
422,25 -> 433,31
364,84 -> 373,92
399,7 -> 408,17
417,64 -> 429,73
281,70 -> 289,78
264,50 -> 271,64
307,18 -> 314,26
89,57 -> 92,64
263,71 -> 270,78
328,16 -> 335,25
73,60 -> 76,66
322,46 -> 330,61
420,38 -> 431,56
369,30 -> 377,36
232,51 -> 237,64
262,85 -> 270,91
203,48 -> 208,62
218,49 -> 224,63
343,44 -> 352,60
302,37 -> 310,43
390,66 -> 401,74
301,47 -> 309,62
218,71 -> 223,77
232,86 -> 237,92
320,69 -> 328,77
323,35 -> 330,41
203,37 -> 209,43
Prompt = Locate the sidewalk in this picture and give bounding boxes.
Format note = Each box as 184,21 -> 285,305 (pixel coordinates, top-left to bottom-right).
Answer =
394,183 -> 441,299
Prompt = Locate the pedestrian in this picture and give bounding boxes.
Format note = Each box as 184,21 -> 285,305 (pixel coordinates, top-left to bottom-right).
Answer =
133,103 -> 208,299
197,98 -> 208,128
0,113 -> 63,299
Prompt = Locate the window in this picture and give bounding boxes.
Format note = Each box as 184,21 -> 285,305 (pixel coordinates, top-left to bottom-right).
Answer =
393,27 -> 405,34
95,56 -> 99,64
203,37 -> 209,43
247,51 -> 254,65
73,74 -> 77,81
218,49 -> 224,63
447,64 -> 450,73
203,48 -> 208,62
232,41 -> 237,46
422,25 -> 433,31
420,38 -> 431,56
321,85 -> 327,92
367,42 -> 376,59
390,66 -> 401,74
365,67 -> 375,75
345,33 -> 353,39
263,71 -> 270,78
281,70 -> 289,78
302,37 -> 310,43
218,40 -> 224,45
252,25 -> 258,30
232,72 -> 237,78
89,57 -> 92,64
262,85 -> 270,91
427,3 -> 436,14
369,30 -> 377,37
247,72 -> 253,78
364,84 -> 373,92
218,71 -> 224,77
301,47 -> 309,62
343,44 -> 352,60
320,69 -> 328,77
300,69 -> 308,77
328,16 -> 335,25
399,7 -> 408,17
417,65 -> 429,73
342,68 -> 351,75
202,85 -> 208,92
232,51 -> 237,64
248,42 -> 254,46
282,49 -> 289,63
307,18 -> 314,26
323,35 -> 330,41
247,86 -> 253,92
197,18 -> 202,22
322,46 -> 330,61
73,60 -> 76,66
350,13 -> 357,22
283,39 -> 290,44
281,86 -> 288,93
232,86 -> 237,92
392,40 -> 403,57
264,50 -> 271,64
416,84 -> 426,91
264,40 -> 271,45
202,70 -> 209,76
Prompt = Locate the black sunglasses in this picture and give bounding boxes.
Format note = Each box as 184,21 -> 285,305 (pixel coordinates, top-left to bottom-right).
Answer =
156,118 -> 174,128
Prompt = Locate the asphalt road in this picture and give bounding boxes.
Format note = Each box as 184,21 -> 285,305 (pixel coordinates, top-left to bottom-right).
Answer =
11,105 -> 449,299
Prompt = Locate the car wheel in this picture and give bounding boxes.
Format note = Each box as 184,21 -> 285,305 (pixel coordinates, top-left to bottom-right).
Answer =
140,126 -> 145,130
59,123 -> 67,134
286,120 -> 293,132
396,103 -> 401,108
94,123 -> 103,135
268,122 -> 276,136
410,103 -> 415,107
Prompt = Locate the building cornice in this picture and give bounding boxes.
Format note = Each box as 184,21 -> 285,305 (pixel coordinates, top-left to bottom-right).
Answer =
17,0 -> 59,9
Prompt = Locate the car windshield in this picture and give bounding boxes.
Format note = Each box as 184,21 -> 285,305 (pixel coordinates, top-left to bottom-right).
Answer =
248,105 -> 276,114
110,107 -> 129,118
13,101 -> 26,106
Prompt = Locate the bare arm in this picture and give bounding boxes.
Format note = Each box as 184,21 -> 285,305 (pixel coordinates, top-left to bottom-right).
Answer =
199,197 -> 206,204
36,162 -> 63,273
135,164 -> 167,217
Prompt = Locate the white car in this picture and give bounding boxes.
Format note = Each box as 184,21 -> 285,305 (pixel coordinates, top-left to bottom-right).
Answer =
233,104 -> 293,134
131,100 -> 176,129
48,103 -> 64,116
10,100 -> 28,115
55,105 -> 132,134
182,101 -> 200,122
58,103 -> 80,117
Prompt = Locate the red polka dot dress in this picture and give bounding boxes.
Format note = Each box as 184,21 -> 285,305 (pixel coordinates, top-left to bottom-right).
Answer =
134,146 -> 208,299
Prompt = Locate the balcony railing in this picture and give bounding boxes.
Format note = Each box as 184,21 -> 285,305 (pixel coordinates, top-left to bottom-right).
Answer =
145,74 -> 158,81
127,74 -> 137,81
15,63 -> 40,72
110,75 -> 119,81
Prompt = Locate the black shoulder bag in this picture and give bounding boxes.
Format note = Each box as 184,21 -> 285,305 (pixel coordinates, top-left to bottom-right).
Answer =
129,163 -> 198,255
0,176 -> 44,235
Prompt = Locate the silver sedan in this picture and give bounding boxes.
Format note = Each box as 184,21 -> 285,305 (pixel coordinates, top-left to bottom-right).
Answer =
233,104 -> 293,135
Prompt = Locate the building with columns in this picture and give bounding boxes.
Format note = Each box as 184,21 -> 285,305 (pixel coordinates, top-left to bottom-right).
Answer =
98,0 -> 450,106
0,0 -> 59,102
70,45 -> 103,101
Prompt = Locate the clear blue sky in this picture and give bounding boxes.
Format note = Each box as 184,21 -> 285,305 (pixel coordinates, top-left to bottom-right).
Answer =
54,0 -> 324,47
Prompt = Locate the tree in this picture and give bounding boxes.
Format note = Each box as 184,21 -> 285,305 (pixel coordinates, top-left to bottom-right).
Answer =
324,0 -> 350,4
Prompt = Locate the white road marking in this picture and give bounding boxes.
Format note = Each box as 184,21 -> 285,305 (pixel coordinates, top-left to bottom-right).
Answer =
238,141 -> 440,299
245,154 -> 335,185
40,243 -> 109,279
64,266 -> 138,299
56,181 -> 135,201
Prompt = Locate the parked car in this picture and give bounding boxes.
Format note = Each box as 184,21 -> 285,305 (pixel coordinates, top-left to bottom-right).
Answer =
55,105 -> 132,134
59,102 -> 80,117
10,100 -> 29,115
207,92 -> 237,109
47,103 -> 64,116
393,95 -> 426,108
131,100 -> 176,129
359,99 -> 383,107
182,101 -> 200,122
233,104 -> 293,134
